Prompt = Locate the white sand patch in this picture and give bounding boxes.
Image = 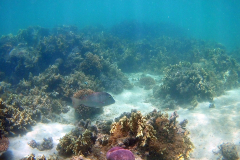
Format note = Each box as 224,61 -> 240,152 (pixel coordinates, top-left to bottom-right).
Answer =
8,122 -> 74,159
98,86 -> 156,121
178,90 -> 240,159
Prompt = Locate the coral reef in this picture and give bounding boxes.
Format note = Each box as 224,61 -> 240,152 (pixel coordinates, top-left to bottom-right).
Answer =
1,23 -> 240,159
21,153 -> 59,160
60,70 -> 103,98
2,84 -> 68,123
0,98 -> 37,136
152,50 -> 240,108
28,137 -> 53,151
219,142 -> 239,160
56,109 -> 193,160
79,52 -> 133,94
153,62 -> 217,108
95,120 -> 112,134
138,75 -> 156,90
109,110 -> 194,159
110,111 -> 157,147
100,74 -> 124,94
80,52 -> 103,77
57,119 -> 97,156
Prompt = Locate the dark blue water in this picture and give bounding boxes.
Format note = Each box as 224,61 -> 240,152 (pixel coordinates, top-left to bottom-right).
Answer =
0,0 -> 240,50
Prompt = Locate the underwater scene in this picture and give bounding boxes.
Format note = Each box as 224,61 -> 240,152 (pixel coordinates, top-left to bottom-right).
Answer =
0,1 -> 240,160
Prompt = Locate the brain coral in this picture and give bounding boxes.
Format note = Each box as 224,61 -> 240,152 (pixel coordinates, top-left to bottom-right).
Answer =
106,147 -> 135,160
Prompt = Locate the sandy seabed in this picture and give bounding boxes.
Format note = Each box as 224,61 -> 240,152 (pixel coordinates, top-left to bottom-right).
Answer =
8,74 -> 240,160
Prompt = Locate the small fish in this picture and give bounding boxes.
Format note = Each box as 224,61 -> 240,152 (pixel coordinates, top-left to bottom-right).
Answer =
71,92 -> 115,108
84,81 -> 88,85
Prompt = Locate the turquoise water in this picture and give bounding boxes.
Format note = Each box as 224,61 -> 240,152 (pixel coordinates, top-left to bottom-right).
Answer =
1,1 -> 240,159
0,0 -> 240,50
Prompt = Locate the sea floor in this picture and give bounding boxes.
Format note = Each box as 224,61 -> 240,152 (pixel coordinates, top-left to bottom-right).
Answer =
8,73 -> 240,160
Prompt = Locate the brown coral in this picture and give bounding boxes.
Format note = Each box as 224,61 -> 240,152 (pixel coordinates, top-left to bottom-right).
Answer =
219,142 -> 239,160
80,52 -> 103,76
109,110 -> 194,160
71,155 -> 92,160
7,108 -> 36,133
72,130 -> 95,155
57,129 -> 96,156
73,89 -> 95,99
139,76 -> 156,90
0,98 -> 37,136
110,111 -> 157,147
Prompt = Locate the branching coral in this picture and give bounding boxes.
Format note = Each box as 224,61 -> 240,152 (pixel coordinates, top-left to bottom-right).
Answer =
21,153 -> 59,160
55,109 -> 193,160
153,62 -> 218,108
2,85 -> 67,123
80,52 -> 103,76
99,59 -> 133,94
109,110 -> 194,160
72,130 -> 95,155
219,142 -> 239,160
0,98 -> 37,136
60,70 -> 103,98
7,108 -> 36,134
57,119 -> 97,156
147,111 -> 193,159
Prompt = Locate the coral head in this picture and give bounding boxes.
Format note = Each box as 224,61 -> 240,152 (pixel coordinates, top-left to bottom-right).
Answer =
106,147 -> 135,160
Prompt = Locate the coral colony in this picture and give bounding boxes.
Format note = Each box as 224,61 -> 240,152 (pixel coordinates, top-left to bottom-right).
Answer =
0,23 -> 240,159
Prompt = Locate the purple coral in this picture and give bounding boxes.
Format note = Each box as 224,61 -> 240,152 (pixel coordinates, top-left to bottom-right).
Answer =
106,147 -> 135,160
